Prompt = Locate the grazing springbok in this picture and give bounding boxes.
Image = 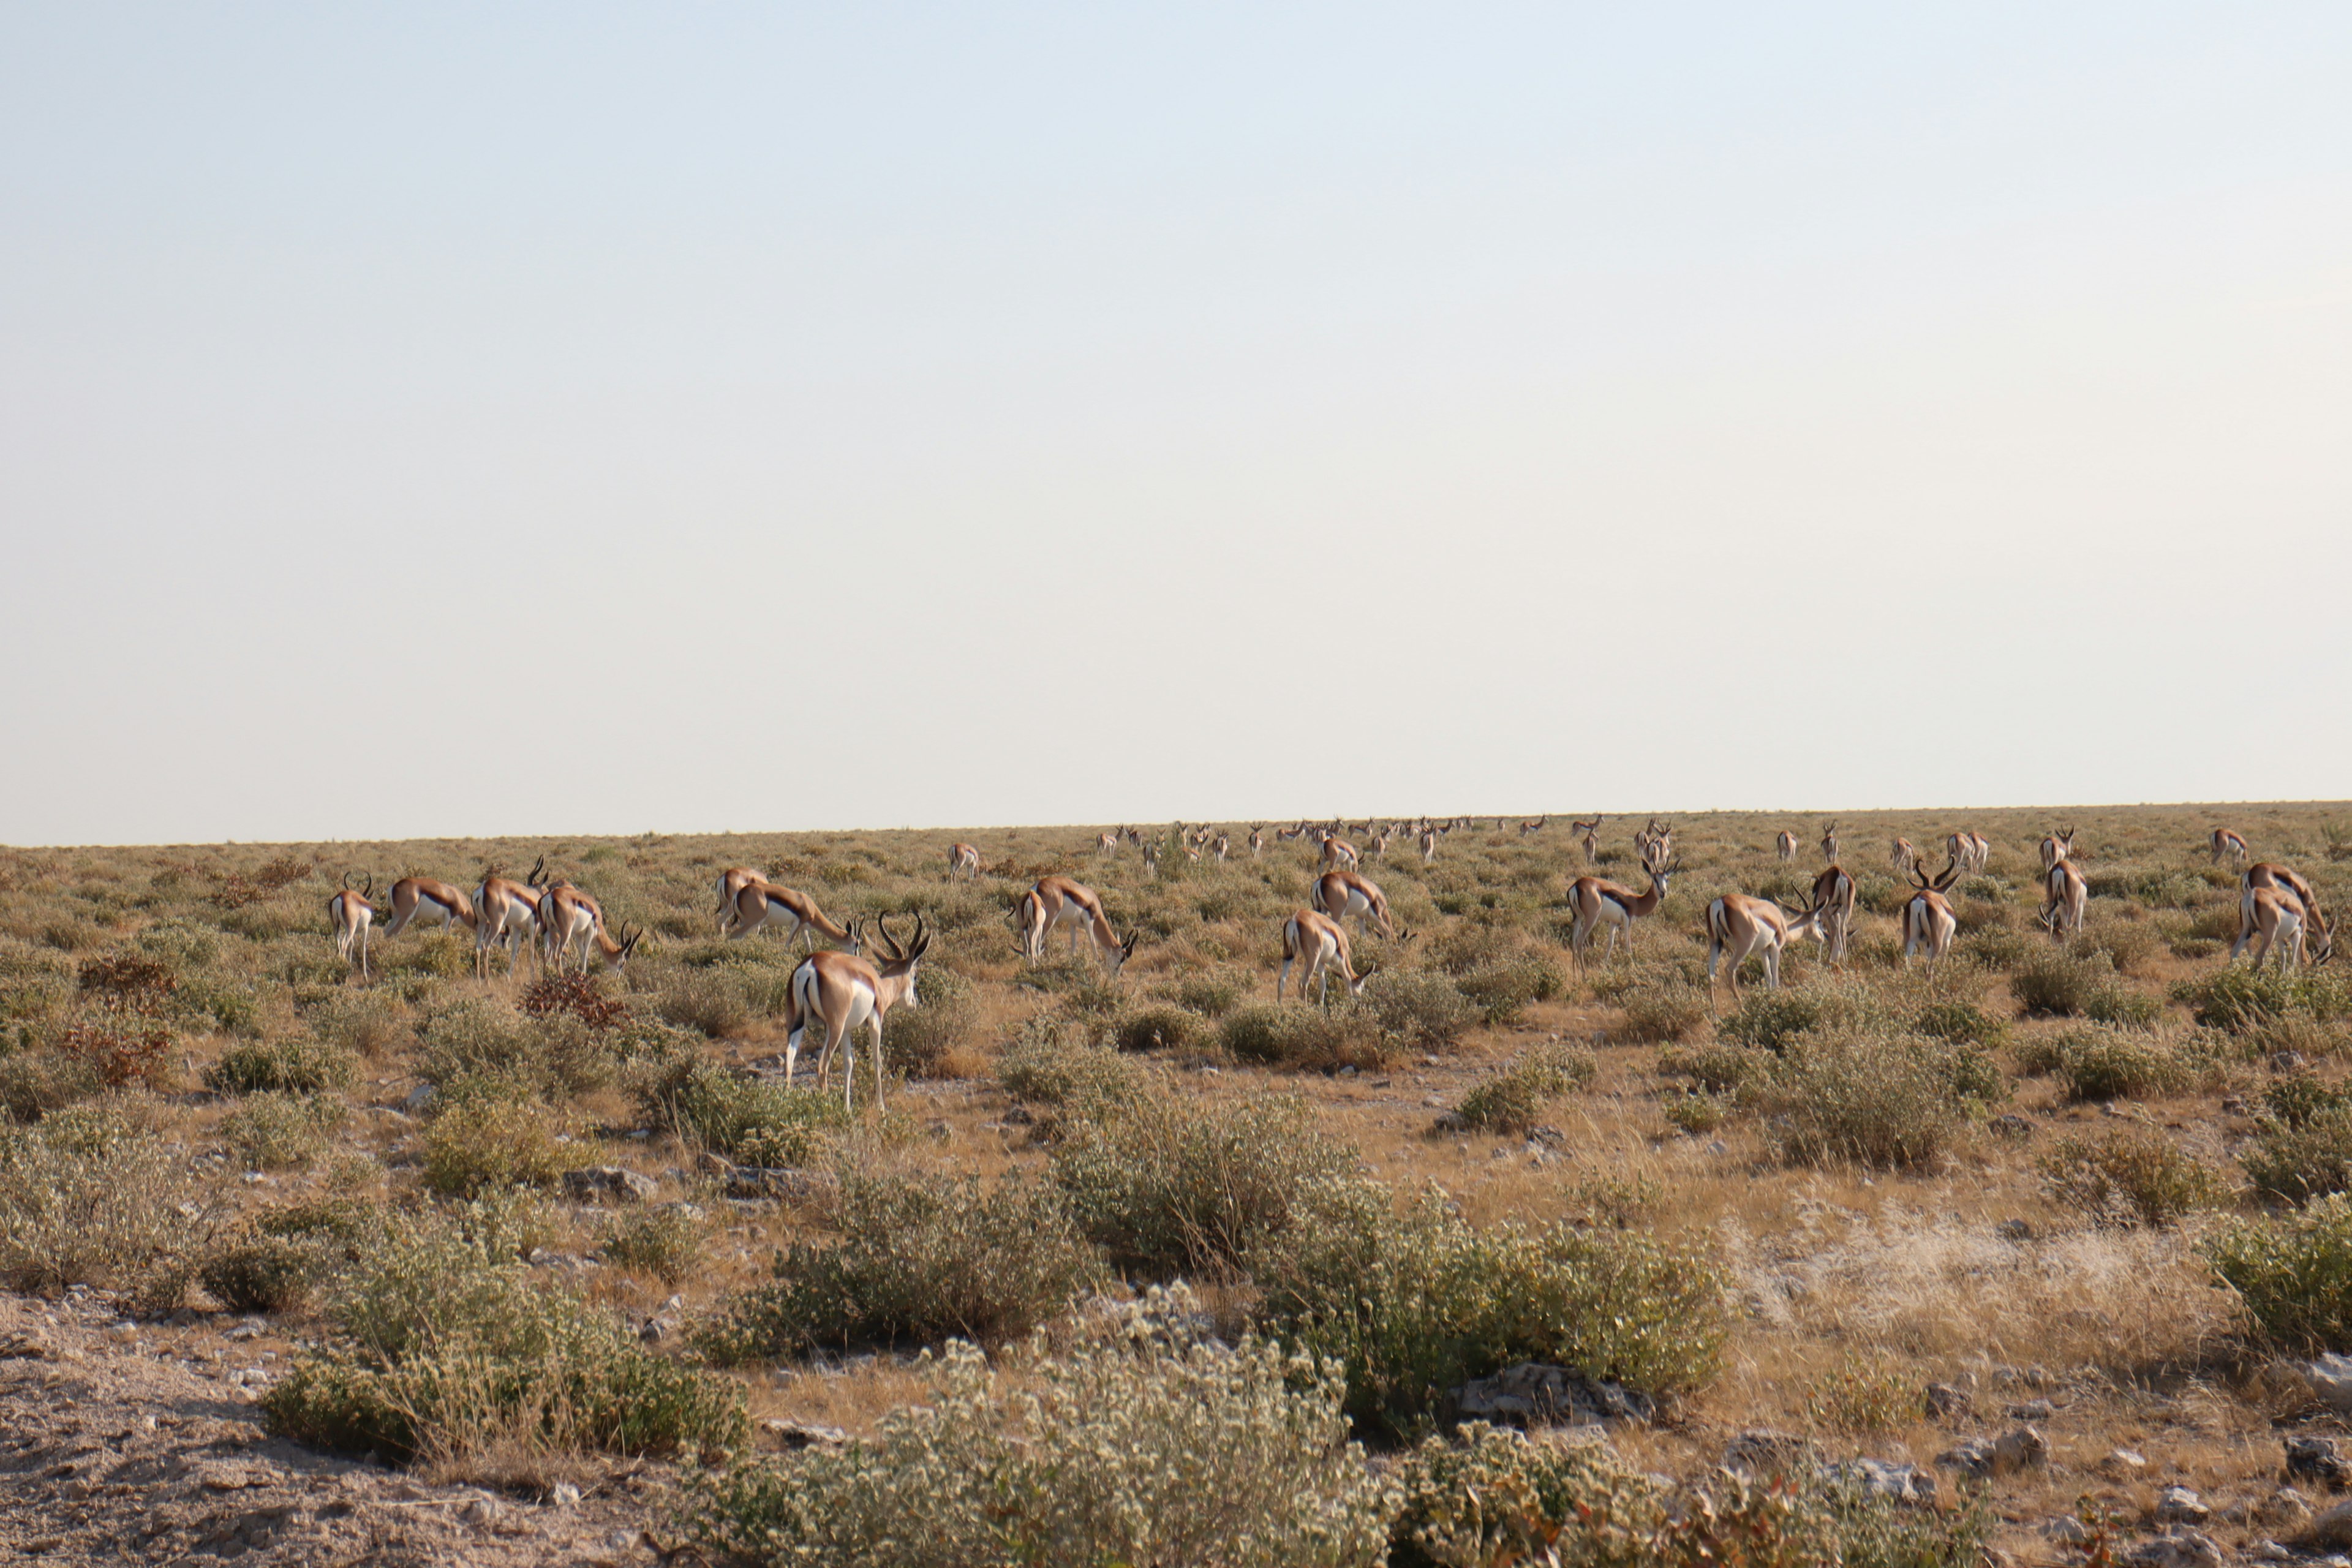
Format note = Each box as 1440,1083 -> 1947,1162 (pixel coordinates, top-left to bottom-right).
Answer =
2038,826 -> 2078,872
1889,837 -> 1920,876
947,843 -> 981,880
1706,889 -> 1830,999
1899,856 -> 1965,965
2235,887 -> 2331,970
1278,908 -> 1376,1004
713,867 -> 770,930
783,913 -> 930,1111
2039,857 -> 2089,942
723,879 -> 859,951
2211,827 -> 2249,865
1572,816 -> 1602,865
1097,832 -> 1120,856
1947,831 -> 1990,875
1775,830 -> 1798,862
2242,864 -> 2331,965
1566,855 -> 1676,967
328,873 -> 377,981
1812,863 -> 1858,965
1310,870 -> 1401,941
1317,836 -> 1360,872
536,883 -> 645,974
1819,821 -> 1841,865
473,857 -> 551,978
1012,876 -> 1140,974
383,875 -> 477,938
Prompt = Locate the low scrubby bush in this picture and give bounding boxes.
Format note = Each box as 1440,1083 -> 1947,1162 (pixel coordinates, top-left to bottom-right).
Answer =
2243,1077 -> 2352,1205
1113,1002 -> 1217,1054
1605,977 -> 1709,1045
2045,1024 -> 2213,1102
1450,1045 -> 1596,1135
1219,1003 -> 1391,1071
2208,1194 -> 2352,1354
1717,989 -> 1824,1054
995,1022 -> 1152,1134
597,1205 -> 707,1286
420,1095 -> 578,1195
2010,948 -> 2152,1023
684,1287 -> 1390,1568
631,1052 -> 849,1167
205,1035 -> 355,1096
1053,1093 -> 1355,1280
2040,1126 -> 2228,1226
1363,970 -> 1479,1052
420,996 -> 616,1097
873,965 -> 978,1076
222,1090 -> 347,1169
1452,957 -> 1567,1027
1766,1030 -> 1992,1170
265,1210 -> 745,1467
2176,964 -> 2352,1033
701,1164 -> 1099,1360
0,1049 -> 103,1122
0,1102 -> 206,1295
303,989 -> 414,1057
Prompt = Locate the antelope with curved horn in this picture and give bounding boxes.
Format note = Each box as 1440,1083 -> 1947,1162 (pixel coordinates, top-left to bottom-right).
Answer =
1519,816 -> 1547,837
2211,827 -> 2249,865
2234,886 -> 2330,970
1706,886 -> 1830,999
328,872 -> 377,981
2038,826 -> 2078,873
1889,837 -> 1920,875
1097,832 -> 1120,857
723,878 -> 859,951
947,843 -> 981,880
1899,856 -> 1964,965
1278,908 -> 1376,1004
1819,821 -> 1840,865
1012,876 -> 1140,974
713,867 -> 771,931
1774,830 -> 1798,862
1812,863 -> 1858,965
1214,833 -> 1231,862
2242,864 -> 2332,967
384,874 -> 478,938
1566,857 -> 1676,967
536,883 -> 645,974
1317,836 -> 1360,873
1418,827 -> 1439,862
2039,856 -> 2088,943
1571,816 -> 1603,865
1248,826 -> 1266,858
783,913 -> 930,1110
473,856 -> 551,978
1309,869 -> 1401,941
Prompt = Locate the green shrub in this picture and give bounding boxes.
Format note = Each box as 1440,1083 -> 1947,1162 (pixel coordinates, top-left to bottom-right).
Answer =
420,1096 -> 578,1195
2046,1025 -> 2207,1102
1767,1032 -> 1972,1170
0,1050 -> 103,1122
419,997 -> 616,1096
1453,958 -> 1567,1026
1112,1003 -> 1216,1055
1219,1003 -> 1391,1072
301,989 -> 414,1057
2207,1194 -> 2352,1353
683,1287 -> 1389,1568
1052,1093 -> 1354,1280
1166,970 -> 1248,1018
995,1022 -> 1151,1134
657,967 -> 758,1038
632,1053 -> 850,1167
875,965 -> 978,1075
205,1035 -> 355,1096
1389,1423 -> 1657,1568
701,1165 -> 1099,1360
265,1211 -> 745,1466
1912,999 -> 2007,1049
1666,1042 -> 1766,1097
1717,989 -> 1824,1054
1451,1045 -> 1596,1135
0,1102 -> 206,1295
222,1091 -> 347,1170
598,1205 -> 707,1286
2011,949 -> 2149,1022
2040,1126 -> 2228,1226
1606,978 -> 1709,1045
2244,1098 -> 2352,1206
1251,1178 -> 1730,1440
1363,970 -> 1478,1052
1663,1091 -> 1732,1135
2175,965 -> 2352,1033
200,1231 -> 344,1313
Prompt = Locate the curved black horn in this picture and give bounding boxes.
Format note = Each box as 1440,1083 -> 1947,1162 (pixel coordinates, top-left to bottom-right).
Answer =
907,911 -> 930,960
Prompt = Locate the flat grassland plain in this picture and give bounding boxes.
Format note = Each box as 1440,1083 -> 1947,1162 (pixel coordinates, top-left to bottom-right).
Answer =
6,801 -> 2351,1566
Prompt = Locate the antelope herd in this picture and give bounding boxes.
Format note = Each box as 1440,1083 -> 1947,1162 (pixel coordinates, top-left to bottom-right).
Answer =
321,815 -> 2327,1107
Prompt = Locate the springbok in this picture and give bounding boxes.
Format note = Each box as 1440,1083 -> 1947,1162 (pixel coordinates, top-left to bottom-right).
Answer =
536,883 -> 645,974
782,913 -> 930,1110
1819,821 -> 1841,864
473,857 -> 550,978
2242,864 -> 2332,965
723,880 -> 859,951
947,843 -> 981,880
1418,827 -> 1439,862
1572,817 -> 1602,865
1519,816 -> 1547,837
1566,854 -> 1676,967
1812,863 -> 1858,965
1889,837 -> 1920,875
383,875 -> 477,938
328,873 -> 376,981
1097,832 -> 1119,857
1278,908 -> 1376,1004
1012,876 -> 1140,974
713,867 -> 770,931
2039,858 -> 2089,942
1947,832 -> 1990,875
1774,830 -> 1798,862
2234,887 -> 2331,970
1706,889 -> 1830,999
1248,826 -> 1266,858
1309,870 -> 1401,941
2211,827 -> 2249,865
2038,826 -> 2078,872
1317,837 -> 1360,872
1899,856 -> 1964,965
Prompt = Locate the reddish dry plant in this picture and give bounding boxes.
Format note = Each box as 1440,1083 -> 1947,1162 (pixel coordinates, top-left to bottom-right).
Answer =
521,971 -> 631,1031
76,954 -> 179,1009
214,855 -> 314,908
58,1021 -> 174,1087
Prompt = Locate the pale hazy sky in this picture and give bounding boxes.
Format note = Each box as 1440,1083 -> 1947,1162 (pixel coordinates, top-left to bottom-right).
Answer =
4,5 -> 2348,846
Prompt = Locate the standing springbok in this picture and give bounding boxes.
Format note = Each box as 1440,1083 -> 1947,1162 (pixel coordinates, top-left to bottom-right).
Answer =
1572,817 -> 1602,865
1278,908 -> 1376,1004
328,873 -> 377,981
713,867 -> 770,931
1706,889 -> 1830,999
1812,863 -> 1858,965
1819,821 -> 1841,865
2234,886 -> 2331,970
1899,856 -> 1964,965
1774,830 -> 1798,862
1418,827 -> 1439,862
1248,826 -> 1266,858
1097,832 -> 1120,857
1566,850 -> 1676,967
2038,826 -> 2078,872
947,843 -> 981,880
1317,836 -> 1360,872
384,875 -> 478,938
536,883 -> 645,974
1947,832 -> 1991,875
2242,864 -> 2331,965
1310,870 -> 1401,941
723,879 -> 859,951
782,913 -> 930,1111
2039,856 -> 2088,942
2211,828 -> 2249,865
1012,876 -> 1140,974
1889,837 -> 1920,875
474,857 -> 550,978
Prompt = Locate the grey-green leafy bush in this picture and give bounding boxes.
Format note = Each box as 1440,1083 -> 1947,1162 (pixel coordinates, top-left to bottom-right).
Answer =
1363,970 -> 1479,1052
701,1164 -> 1099,1360
2174,964 -> 2352,1033
682,1287 -> 1391,1568
1766,1030 -> 1988,1170
631,1052 -> 849,1167
265,1208 -> 745,1466
419,995 -> 616,1096
1251,1178 -> 1730,1440
1716,989 -> 1823,1054
0,1102 -> 208,1295
1113,1001 -> 1218,1055
420,1095 -> 579,1195
598,1205 -> 707,1286
1053,1093 -> 1355,1281
2039,1126 -> 2228,1226
1219,1003 -> 1391,1072
995,1022 -> 1152,1136
221,1090 -> 347,1169
2243,1077 -> 2352,1205
1450,1044 -> 1596,1135
205,1035 -> 355,1096
1388,1422 -> 1657,1568
198,1197 -> 381,1313
873,963 -> 978,1074
2010,949 -> 2152,1023
1452,957 -> 1567,1027
2041,1024 -> 2214,1103
1605,978 -> 1710,1045
2207,1194 -> 2352,1354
